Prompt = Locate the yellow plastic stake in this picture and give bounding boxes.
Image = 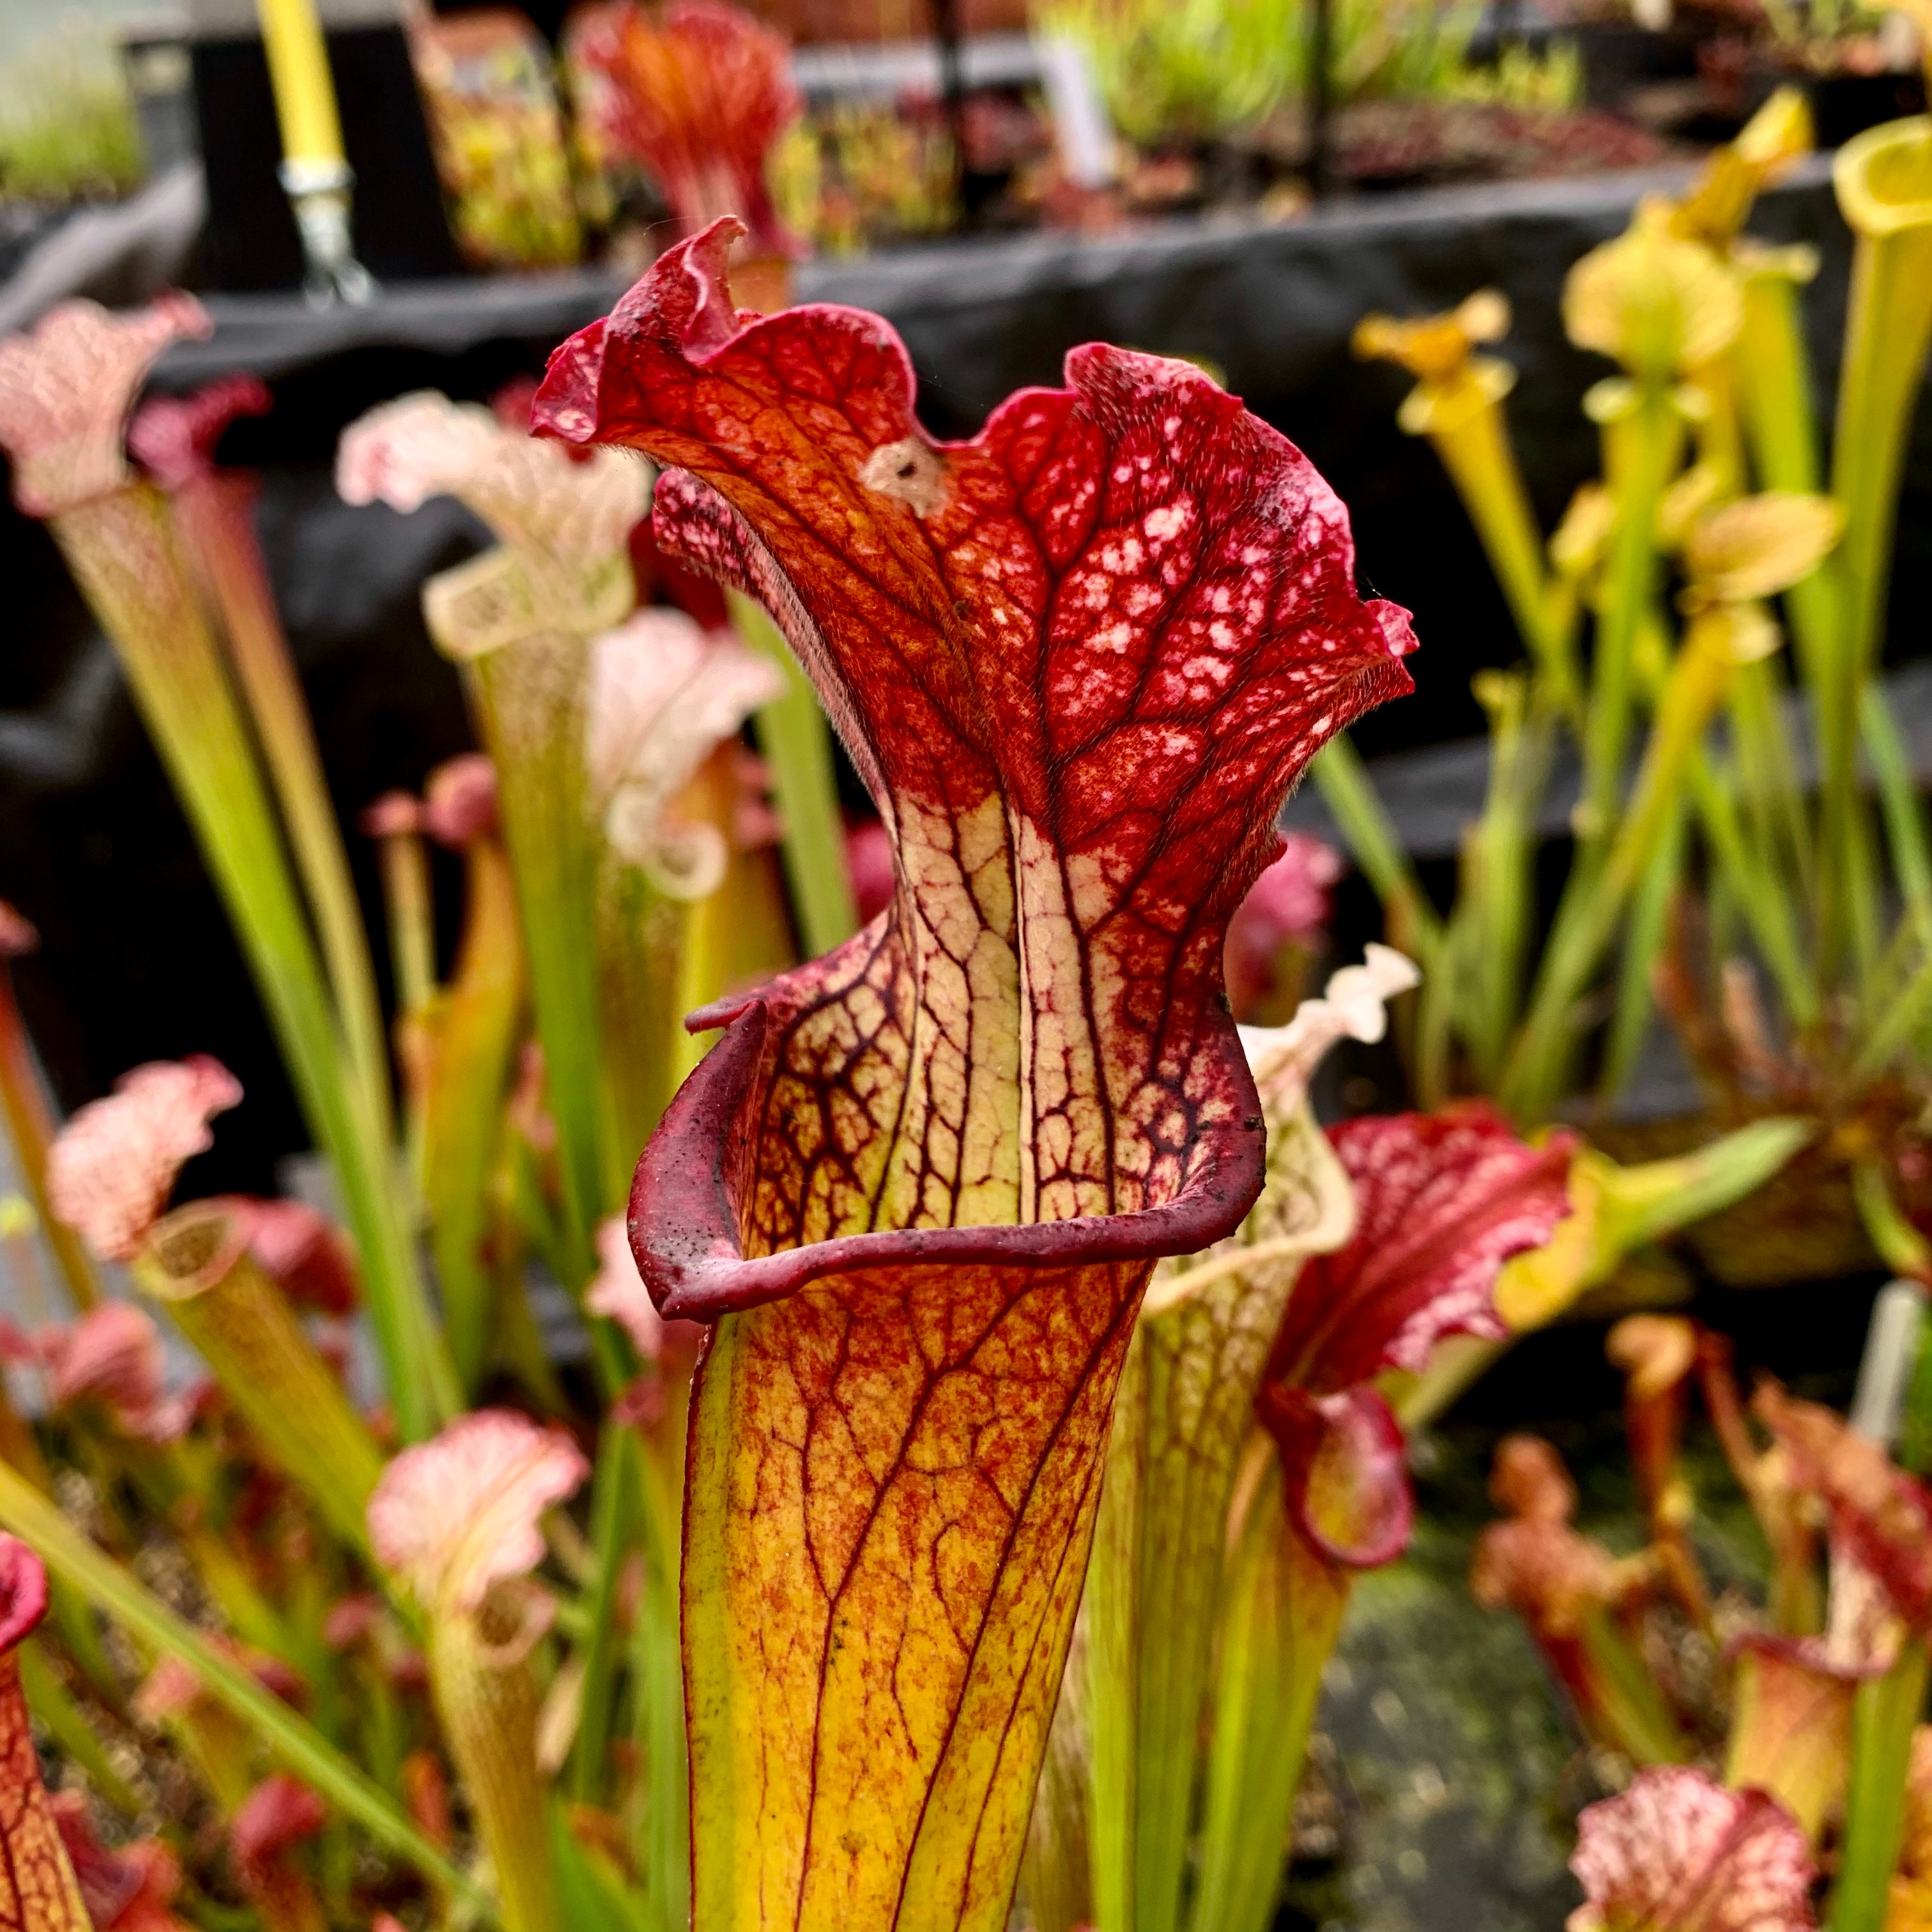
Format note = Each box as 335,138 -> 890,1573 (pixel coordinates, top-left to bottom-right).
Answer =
255,0 -> 345,168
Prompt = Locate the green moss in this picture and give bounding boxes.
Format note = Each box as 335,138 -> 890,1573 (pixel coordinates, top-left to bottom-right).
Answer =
0,29 -> 142,206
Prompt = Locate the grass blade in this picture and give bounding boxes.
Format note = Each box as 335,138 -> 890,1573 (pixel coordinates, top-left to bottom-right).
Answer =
0,1459 -> 493,1919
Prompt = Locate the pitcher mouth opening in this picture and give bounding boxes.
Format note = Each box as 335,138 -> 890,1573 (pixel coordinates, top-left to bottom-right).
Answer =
1836,116 -> 1932,234
140,1197 -> 255,1301
629,995 -> 1269,1322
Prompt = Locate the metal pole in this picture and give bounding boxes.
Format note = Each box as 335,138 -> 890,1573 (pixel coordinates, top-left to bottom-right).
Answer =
933,0 -> 971,224
1307,0 -> 1333,197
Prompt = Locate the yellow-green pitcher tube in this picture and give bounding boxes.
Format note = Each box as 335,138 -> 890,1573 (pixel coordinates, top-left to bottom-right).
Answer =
421,540 -> 631,1320
1728,248 -> 1859,942
1190,1460 -> 1348,1932
0,954 -> 101,1313
468,633 -> 617,1292
171,468 -> 397,1158
1832,120 -> 1932,696
422,831 -> 525,1397
132,1199 -> 388,1555
1579,376 -> 1685,858
1464,668 -> 1550,1089
1825,120 -> 1932,982
1733,247 -> 1833,675
1085,1333 -> 1142,1932
1020,1651 -> 1091,1932
0,1459 -> 488,1912
370,808 -> 436,1022
1355,300 -> 1580,722
52,487 -> 455,1438
1308,737 -> 1445,970
1495,376 -> 1686,1119
1834,1643 -> 1930,1932
631,1388 -> 691,1932
594,855 -> 678,1184
1111,1272 -> 1319,1932
428,1598 -> 562,1932
1416,377 -> 1581,723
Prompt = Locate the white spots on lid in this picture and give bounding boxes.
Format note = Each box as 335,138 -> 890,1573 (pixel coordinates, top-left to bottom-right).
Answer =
1176,654 -> 1234,694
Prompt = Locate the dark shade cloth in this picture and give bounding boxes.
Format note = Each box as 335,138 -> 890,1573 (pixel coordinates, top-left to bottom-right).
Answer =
3,158 -> 1925,1183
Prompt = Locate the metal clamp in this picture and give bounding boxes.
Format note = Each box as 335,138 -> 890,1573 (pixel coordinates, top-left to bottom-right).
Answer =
278,155 -> 378,308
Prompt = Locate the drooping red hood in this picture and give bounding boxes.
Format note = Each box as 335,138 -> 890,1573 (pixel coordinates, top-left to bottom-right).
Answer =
534,217 -> 1416,1312
532,218 -> 1417,1932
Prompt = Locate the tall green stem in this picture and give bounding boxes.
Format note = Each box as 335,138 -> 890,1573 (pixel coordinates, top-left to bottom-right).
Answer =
568,1425 -> 634,1802
373,820 -> 436,1019
728,591 -> 859,958
1833,1643 -> 1929,1932
631,1396 -> 689,1932
1728,654 -> 1814,906
1085,1337 -> 1141,1932
1309,737 -> 1444,966
422,834 -> 524,1395
1735,256 -> 1836,677
1021,1664 -> 1092,1932
1863,678 -> 1932,954
1428,397 -> 1580,722
0,1458 -> 487,1913
1463,676 -> 1551,1086
51,487 -> 453,1438
595,856 -> 679,1185
1504,612 -> 1738,1120
1192,1467 -> 1348,1932
174,472 -> 395,1150
1600,795 -> 1685,1101
1090,1248 -> 1314,1932
1579,383 -> 1682,861
0,962 -> 100,1310
463,630 -> 613,1291
1684,753 -> 1817,1027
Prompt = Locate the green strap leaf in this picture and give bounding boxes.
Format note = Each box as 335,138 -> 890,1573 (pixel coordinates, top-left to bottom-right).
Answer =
0,1459 -> 494,1921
